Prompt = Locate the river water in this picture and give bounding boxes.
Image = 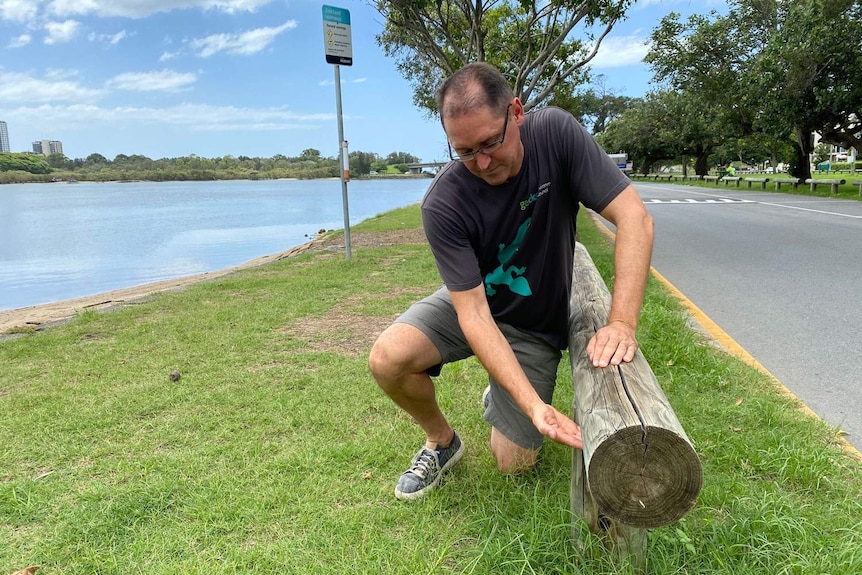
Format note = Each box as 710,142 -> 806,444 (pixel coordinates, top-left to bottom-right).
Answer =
0,178 -> 431,311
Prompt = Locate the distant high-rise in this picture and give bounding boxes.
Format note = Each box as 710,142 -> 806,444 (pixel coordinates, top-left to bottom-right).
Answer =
0,121 -> 9,153
32,139 -> 63,156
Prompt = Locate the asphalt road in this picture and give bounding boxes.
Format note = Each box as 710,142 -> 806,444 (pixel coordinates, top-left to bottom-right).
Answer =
626,181 -> 862,453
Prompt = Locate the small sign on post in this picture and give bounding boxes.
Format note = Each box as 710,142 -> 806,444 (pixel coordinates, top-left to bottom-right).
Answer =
323,5 -> 353,66
322,4 -> 353,260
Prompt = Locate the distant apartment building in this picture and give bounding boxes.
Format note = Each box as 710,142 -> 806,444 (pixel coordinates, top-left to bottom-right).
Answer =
0,121 -> 9,153
32,139 -> 63,156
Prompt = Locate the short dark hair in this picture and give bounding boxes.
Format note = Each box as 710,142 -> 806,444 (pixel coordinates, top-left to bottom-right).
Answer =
436,62 -> 514,123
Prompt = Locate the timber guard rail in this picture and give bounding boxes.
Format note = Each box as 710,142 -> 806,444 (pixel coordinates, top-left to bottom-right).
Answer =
568,242 -> 703,571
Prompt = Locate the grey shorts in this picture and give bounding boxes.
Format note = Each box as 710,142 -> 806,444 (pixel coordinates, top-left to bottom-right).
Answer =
395,286 -> 562,450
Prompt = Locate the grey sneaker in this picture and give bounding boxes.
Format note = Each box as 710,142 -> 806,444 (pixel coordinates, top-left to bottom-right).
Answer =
394,431 -> 465,501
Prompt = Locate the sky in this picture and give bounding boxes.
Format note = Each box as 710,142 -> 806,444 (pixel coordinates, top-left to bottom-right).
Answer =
0,0 -> 728,163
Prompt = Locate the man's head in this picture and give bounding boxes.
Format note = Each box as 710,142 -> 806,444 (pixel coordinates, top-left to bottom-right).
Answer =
436,62 -> 525,186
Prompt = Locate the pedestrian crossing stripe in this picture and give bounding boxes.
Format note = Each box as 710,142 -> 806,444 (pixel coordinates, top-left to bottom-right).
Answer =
644,198 -> 755,204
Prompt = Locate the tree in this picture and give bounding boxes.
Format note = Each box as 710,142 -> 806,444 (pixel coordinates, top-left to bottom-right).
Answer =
645,10 -> 760,168
299,148 -> 322,161
0,152 -> 52,174
552,75 -> 634,134
598,96 -> 676,175
813,143 -> 832,166
349,151 -> 379,175
372,0 -> 634,114
752,0 -> 862,176
646,1 -> 862,180
385,151 -> 418,165
46,153 -> 73,170
84,153 -> 109,167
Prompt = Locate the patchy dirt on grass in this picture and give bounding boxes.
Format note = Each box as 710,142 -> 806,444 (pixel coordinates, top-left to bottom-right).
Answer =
0,229 -> 429,337
280,284 -> 432,358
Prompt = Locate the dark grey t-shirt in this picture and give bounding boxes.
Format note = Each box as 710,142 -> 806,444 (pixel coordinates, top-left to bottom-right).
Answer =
422,106 -> 631,349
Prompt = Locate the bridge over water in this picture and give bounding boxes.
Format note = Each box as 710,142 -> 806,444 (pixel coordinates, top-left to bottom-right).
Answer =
406,162 -> 447,174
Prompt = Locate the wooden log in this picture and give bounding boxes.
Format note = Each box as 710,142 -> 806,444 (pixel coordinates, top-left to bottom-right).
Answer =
773,177 -> 800,191
571,410 -> 647,571
805,178 -> 846,194
568,242 -> 702,529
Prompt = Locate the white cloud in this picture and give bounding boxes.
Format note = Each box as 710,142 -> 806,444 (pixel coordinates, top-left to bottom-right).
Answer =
159,51 -> 177,62
189,20 -> 297,57
0,102 -> 333,133
44,68 -> 80,80
590,34 -> 651,69
108,30 -> 129,44
0,70 -> 104,103
318,78 -> 369,87
106,69 -> 197,92
8,33 -> 31,48
44,19 -> 81,44
0,0 -> 42,22
45,0 -> 274,19
88,30 -> 129,44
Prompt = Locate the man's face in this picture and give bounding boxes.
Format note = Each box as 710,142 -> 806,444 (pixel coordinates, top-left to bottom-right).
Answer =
444,98 -> 524,186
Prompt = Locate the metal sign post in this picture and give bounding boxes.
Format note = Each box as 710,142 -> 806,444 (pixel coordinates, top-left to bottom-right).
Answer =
322,5 -> 353,260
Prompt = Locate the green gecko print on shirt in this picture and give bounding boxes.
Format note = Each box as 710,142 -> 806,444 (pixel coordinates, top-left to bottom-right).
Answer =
485,218 -> 533,297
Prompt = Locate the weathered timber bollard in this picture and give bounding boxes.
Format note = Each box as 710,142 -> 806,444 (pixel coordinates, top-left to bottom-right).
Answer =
568,242 -> 702,569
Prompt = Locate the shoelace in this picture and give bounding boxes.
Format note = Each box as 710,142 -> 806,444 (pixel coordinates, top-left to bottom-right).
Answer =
407,449 -> 439,480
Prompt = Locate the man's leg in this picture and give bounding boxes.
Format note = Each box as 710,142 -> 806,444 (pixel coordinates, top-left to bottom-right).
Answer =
490,427 -> 539,474
368,288 -> 472,500
368,322 -> 454,448
483,323 -> 562,474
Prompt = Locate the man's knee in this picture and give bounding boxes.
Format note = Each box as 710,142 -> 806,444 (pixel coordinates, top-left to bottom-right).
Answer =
368,330 -> 402,385
368,323 -> 439,385
490,428 -> 539,474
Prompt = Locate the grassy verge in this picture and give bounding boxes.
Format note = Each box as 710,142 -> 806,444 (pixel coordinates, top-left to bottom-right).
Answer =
1,205 -> 860,574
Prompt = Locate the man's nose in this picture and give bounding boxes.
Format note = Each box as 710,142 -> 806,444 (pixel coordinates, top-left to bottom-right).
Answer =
476,152 -> 493,170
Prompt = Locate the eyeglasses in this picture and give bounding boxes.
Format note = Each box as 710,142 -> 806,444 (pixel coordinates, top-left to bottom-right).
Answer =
448,104 -> 512,163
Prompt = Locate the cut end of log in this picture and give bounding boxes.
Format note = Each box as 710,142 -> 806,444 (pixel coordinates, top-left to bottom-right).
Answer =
587,426 -> 703,528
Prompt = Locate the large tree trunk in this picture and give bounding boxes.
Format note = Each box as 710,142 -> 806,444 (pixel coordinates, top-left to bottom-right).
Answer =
792,126 -> 814,180
694,154 -> 709,176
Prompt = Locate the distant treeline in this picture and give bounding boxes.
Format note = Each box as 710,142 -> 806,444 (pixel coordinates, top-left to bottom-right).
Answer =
0,149 -> 425,184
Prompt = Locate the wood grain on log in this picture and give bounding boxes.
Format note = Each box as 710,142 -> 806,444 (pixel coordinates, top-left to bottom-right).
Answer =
569,243 -> 702,528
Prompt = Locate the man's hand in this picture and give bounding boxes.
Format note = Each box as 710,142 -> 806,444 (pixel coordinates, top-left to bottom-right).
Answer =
530,403 -> 583,449
587,320 -> 638,368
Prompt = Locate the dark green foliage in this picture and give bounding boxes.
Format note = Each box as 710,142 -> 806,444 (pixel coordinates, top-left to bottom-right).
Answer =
0,152 -> 52,174
0,148 -> 425,184
373,0 -> 634,114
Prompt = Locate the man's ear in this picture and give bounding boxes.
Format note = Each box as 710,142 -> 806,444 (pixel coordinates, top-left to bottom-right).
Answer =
512,97 -> 526,126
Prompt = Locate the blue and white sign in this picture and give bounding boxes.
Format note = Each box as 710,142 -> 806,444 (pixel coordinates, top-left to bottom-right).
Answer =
322,5 -> 353,66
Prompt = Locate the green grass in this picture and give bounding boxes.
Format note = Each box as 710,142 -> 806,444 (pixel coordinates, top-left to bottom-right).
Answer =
2,207 -> 861,574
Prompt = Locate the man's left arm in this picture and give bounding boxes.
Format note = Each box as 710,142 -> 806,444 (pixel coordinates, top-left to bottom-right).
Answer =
587,184 -> 655,368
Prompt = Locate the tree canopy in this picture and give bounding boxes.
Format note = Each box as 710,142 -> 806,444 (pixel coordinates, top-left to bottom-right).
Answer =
642,0 -> 862,178
0,153 -> 52,175
372,0 -> 634,114
0,148 -> 430,184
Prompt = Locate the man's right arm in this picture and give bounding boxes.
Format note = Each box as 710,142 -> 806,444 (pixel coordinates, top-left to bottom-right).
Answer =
449,285 -> 583,449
